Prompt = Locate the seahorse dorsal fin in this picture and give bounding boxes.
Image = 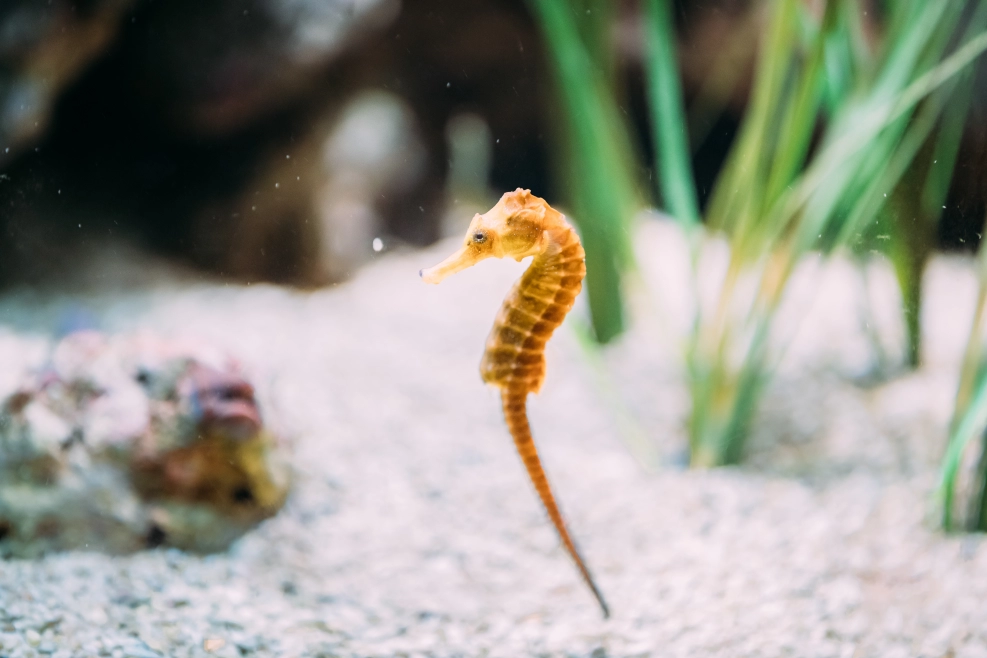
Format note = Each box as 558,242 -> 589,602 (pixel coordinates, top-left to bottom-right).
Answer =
503,189 -> 526,212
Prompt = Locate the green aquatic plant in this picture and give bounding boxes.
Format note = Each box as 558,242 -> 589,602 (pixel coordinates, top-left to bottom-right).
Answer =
865,2 -> 986,369
526,0 -> 640,343
942,220 -> 987,532
642,0 -> 700,228
530,0 -> 987,470
685,0 -> 987,466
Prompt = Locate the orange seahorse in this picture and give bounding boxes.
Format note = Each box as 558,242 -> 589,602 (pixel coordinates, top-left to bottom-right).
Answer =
420,188 -> 609,617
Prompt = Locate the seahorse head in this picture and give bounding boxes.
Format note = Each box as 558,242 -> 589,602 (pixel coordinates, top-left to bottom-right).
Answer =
420,189 -> 551,284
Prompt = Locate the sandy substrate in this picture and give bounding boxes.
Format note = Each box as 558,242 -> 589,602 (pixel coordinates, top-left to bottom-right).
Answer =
0,220 -> 985,658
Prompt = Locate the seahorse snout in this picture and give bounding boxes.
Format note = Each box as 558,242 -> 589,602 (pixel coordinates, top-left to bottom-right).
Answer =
420,245 -> 480,284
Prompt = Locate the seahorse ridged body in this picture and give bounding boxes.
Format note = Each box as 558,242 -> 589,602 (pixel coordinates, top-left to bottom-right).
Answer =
421,188 -> 608,617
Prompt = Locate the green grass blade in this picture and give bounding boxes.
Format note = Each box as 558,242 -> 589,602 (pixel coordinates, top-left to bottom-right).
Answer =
527,0 -> 640,342
940,367 -> 987,530
642,0 -> 700,227
920,1 -> 987,216
687,0 -> 987,468
762,1 -> 840,206
759,28 -> 987,253
705,0 -> 799,235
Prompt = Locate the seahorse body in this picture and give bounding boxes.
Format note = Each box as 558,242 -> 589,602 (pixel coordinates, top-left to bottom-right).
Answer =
421,188 -> 609,618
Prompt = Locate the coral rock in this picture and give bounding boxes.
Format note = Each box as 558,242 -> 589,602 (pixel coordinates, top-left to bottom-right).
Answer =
0,331 -> 290,557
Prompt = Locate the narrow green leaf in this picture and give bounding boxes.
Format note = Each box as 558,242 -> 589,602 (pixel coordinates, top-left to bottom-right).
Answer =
527,0 -> 640,342
642,0 -> 700,227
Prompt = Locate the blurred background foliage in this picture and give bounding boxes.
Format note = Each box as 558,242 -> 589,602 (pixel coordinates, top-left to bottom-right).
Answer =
5,0 -> 987,530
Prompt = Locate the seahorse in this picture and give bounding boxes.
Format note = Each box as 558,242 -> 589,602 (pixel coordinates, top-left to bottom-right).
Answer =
420,188 -> 609,618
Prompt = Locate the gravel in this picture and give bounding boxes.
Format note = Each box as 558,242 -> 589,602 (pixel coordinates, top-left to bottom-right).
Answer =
0,220 -> 985,657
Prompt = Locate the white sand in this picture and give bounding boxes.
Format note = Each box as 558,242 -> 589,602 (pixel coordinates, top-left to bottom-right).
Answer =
0,220 -> 984,658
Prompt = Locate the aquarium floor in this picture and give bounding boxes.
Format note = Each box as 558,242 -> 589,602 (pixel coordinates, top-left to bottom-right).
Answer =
0,221 -> 985,658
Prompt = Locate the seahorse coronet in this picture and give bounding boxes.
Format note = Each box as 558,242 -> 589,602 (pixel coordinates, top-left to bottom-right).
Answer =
421,189 -> 609,618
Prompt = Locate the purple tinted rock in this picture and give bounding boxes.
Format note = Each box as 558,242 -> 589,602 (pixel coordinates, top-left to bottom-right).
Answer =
0,331 -> 290,557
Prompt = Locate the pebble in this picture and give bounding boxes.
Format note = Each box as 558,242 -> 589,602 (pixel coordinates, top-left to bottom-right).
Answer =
123,648 -> 163,658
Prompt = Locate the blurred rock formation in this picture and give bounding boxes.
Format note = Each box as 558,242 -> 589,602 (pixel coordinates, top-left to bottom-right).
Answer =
190,90 -> 426,284
0,331 -> 290,557
120,0 -> 400,136
0,0 -> 135,167
4,0 -> 985,290
0,0 -> 542,286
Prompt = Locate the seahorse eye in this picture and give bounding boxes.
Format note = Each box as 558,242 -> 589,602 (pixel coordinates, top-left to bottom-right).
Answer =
473,232 -> 487,244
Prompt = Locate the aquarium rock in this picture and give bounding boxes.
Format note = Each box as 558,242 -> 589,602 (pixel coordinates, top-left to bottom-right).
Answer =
0,330 -> 290,558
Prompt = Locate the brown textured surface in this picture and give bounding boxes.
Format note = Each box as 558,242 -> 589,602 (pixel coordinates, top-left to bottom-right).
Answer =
422,189 -> 607,616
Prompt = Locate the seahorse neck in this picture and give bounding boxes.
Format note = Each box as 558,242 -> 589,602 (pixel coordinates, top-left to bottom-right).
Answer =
531,222 -> 578,270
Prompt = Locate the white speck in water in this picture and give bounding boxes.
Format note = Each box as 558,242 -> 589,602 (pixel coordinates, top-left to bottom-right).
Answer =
419,206 -> 424,212
372,238 -> 383,252
943,205 -> 947,209
883,193 -> 886,197
58,189 -> 61,194
296,176 -> 300,180
78,224 -> 81,228
446,82 -> 451,88
286,154 -> 290,159
275,182 -> 280,188
496,139 -> 500,143
252,206 -> 257,211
